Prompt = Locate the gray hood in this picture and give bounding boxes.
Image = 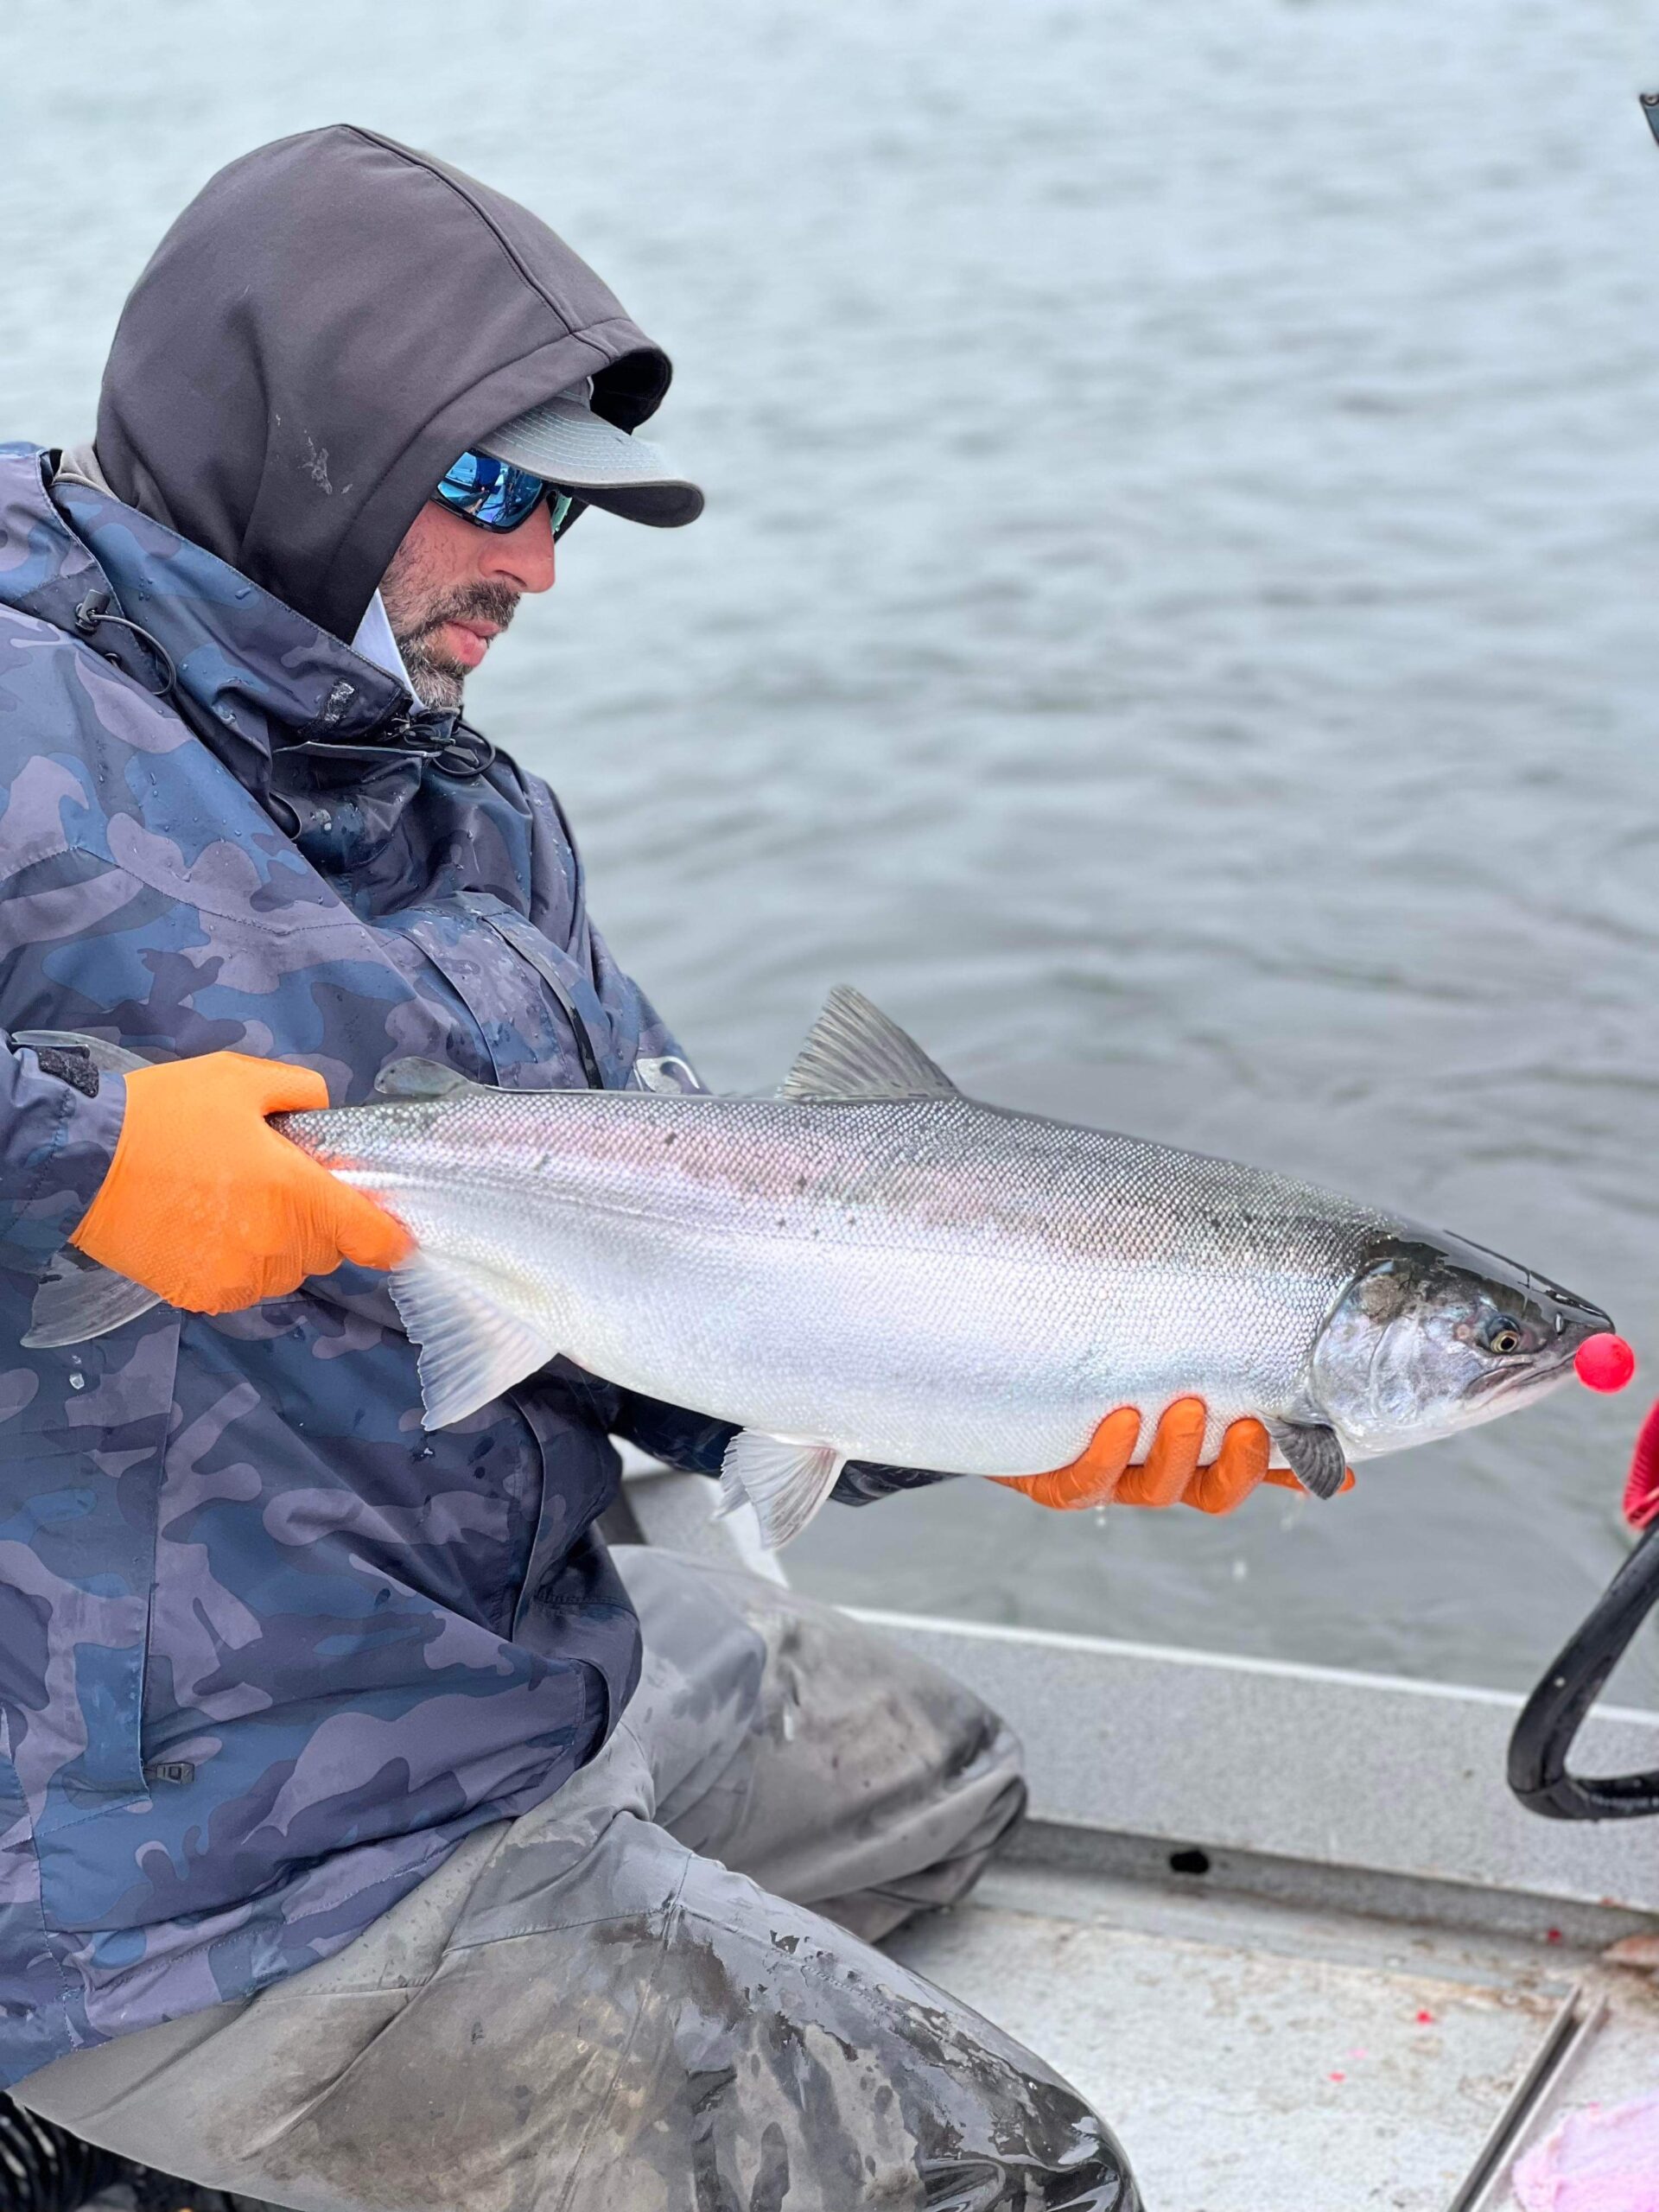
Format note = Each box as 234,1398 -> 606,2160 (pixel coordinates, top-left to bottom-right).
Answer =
95,124 -> 673,641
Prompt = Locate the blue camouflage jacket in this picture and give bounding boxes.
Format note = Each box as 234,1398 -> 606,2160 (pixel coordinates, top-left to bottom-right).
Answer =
0,444 -> 719,2082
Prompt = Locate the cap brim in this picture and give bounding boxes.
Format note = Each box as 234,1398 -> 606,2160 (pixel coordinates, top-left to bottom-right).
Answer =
477,396 -> 703,528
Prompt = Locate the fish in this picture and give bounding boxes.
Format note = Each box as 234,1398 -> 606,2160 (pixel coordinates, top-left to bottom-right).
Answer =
20,990 -> 1612,1548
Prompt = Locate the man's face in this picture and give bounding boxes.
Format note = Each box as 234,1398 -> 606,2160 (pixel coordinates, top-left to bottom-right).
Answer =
379,495 -> 557,713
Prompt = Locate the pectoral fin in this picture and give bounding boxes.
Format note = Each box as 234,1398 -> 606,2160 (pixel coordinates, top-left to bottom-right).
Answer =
716,1430 -> 847,1548
1268,1418 -> 1349,1501
389,1251 -> 561,1429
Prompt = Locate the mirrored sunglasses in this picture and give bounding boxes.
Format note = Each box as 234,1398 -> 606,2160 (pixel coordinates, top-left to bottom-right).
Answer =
435,452 -> 582,537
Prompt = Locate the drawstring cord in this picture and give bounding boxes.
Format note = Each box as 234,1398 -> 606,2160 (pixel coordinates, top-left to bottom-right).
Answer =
73,589 -> 177,697
372,709 -> 496,780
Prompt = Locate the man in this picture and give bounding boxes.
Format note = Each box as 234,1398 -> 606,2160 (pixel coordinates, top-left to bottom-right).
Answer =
0,126 -> 1278,2210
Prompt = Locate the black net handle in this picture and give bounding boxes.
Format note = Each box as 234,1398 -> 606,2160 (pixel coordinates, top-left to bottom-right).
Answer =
1509,1517 -> 1659,1820
0,2094 -> 124,2212
0,2090 -> 252,2212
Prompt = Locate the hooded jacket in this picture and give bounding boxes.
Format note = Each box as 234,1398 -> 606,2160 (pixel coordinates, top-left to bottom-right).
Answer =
0,128 -> 734,2086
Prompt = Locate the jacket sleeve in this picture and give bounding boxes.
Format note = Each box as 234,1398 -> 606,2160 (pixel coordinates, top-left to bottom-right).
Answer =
0,1037 -> 125,1276
609,1389 -> 961,1510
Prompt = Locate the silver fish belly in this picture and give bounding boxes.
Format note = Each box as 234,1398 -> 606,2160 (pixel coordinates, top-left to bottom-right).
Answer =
301,1084 -> 1387,1478
22,991 -> 1610,1547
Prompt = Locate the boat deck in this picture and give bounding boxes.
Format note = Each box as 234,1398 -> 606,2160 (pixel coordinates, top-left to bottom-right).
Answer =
74,1832 -> 1656,2212
895,1821 -> 1659,2210
632,1464 -> 1659,2208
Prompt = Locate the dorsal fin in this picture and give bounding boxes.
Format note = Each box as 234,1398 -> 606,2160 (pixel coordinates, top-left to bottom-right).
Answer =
374,1058 -> 488,1103
780,987 -> 960,1103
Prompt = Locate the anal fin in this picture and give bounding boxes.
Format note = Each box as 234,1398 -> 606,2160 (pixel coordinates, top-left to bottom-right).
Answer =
716,1430 -> 847,1548
390,1250 -> 561,1429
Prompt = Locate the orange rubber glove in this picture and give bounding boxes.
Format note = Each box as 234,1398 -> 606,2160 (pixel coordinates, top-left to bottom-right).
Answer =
71,1052 -> 411,1313
994,1398 -> 1356,1516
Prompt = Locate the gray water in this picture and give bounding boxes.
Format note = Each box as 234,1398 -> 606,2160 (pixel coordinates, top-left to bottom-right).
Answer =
3,0 -> 1657,1698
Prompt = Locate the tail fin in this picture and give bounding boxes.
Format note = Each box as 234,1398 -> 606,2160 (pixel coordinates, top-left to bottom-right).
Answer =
12,1027 -> 153,1077
24,1246 -> 162,1348
13,1029 -> 159,1346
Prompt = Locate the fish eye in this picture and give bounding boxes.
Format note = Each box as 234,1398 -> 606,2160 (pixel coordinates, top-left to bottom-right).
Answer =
1479,1313 -> 1526,1357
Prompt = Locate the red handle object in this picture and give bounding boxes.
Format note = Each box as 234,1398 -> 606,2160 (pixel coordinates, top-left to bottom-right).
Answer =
1623,1399 -> 1659,1531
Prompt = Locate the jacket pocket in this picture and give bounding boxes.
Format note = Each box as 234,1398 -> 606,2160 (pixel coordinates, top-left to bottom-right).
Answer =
389,894 -> 624,1091
458,890 -> 637,1087
3,1313 -> 181,1930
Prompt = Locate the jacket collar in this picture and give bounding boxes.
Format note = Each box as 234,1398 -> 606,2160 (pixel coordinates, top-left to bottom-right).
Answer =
49,451 -> 413,741
0,445 -> 494,868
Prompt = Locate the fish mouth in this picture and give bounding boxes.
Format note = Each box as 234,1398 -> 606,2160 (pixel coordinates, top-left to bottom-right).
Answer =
1469,1290 -> 1614,1408
1535,1286 -> 1614,1357
1427,1232 -> 1613,1397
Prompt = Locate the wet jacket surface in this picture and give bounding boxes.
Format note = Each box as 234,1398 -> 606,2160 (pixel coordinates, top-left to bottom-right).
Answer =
0,443 -> 720,2085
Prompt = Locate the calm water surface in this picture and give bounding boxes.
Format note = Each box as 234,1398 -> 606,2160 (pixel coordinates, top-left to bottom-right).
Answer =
3,0 -> 1657,1695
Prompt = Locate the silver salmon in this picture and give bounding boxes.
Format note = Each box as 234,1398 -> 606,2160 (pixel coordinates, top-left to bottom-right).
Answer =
24,992 -> 1611,1547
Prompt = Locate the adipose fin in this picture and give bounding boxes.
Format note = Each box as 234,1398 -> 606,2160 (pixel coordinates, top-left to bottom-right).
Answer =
374,1057 -> 495,1103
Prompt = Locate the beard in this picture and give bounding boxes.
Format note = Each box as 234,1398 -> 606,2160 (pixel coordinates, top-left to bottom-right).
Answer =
378,551 -> 520,714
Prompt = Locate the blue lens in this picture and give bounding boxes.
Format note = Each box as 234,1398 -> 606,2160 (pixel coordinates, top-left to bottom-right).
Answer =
436,453 -> 547,531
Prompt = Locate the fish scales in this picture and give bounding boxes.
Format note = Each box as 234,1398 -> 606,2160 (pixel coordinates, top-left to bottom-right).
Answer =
24,991 -> 1611,1544
284,1087 -> 1397,1476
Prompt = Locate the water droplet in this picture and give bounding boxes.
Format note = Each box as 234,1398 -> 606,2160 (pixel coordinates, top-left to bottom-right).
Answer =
67,1371 -> 86,1391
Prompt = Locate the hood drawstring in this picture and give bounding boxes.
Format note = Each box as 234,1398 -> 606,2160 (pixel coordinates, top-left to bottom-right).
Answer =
73,589 -> 176,698
295,678 -> 497,783
367,705 -> 497,781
